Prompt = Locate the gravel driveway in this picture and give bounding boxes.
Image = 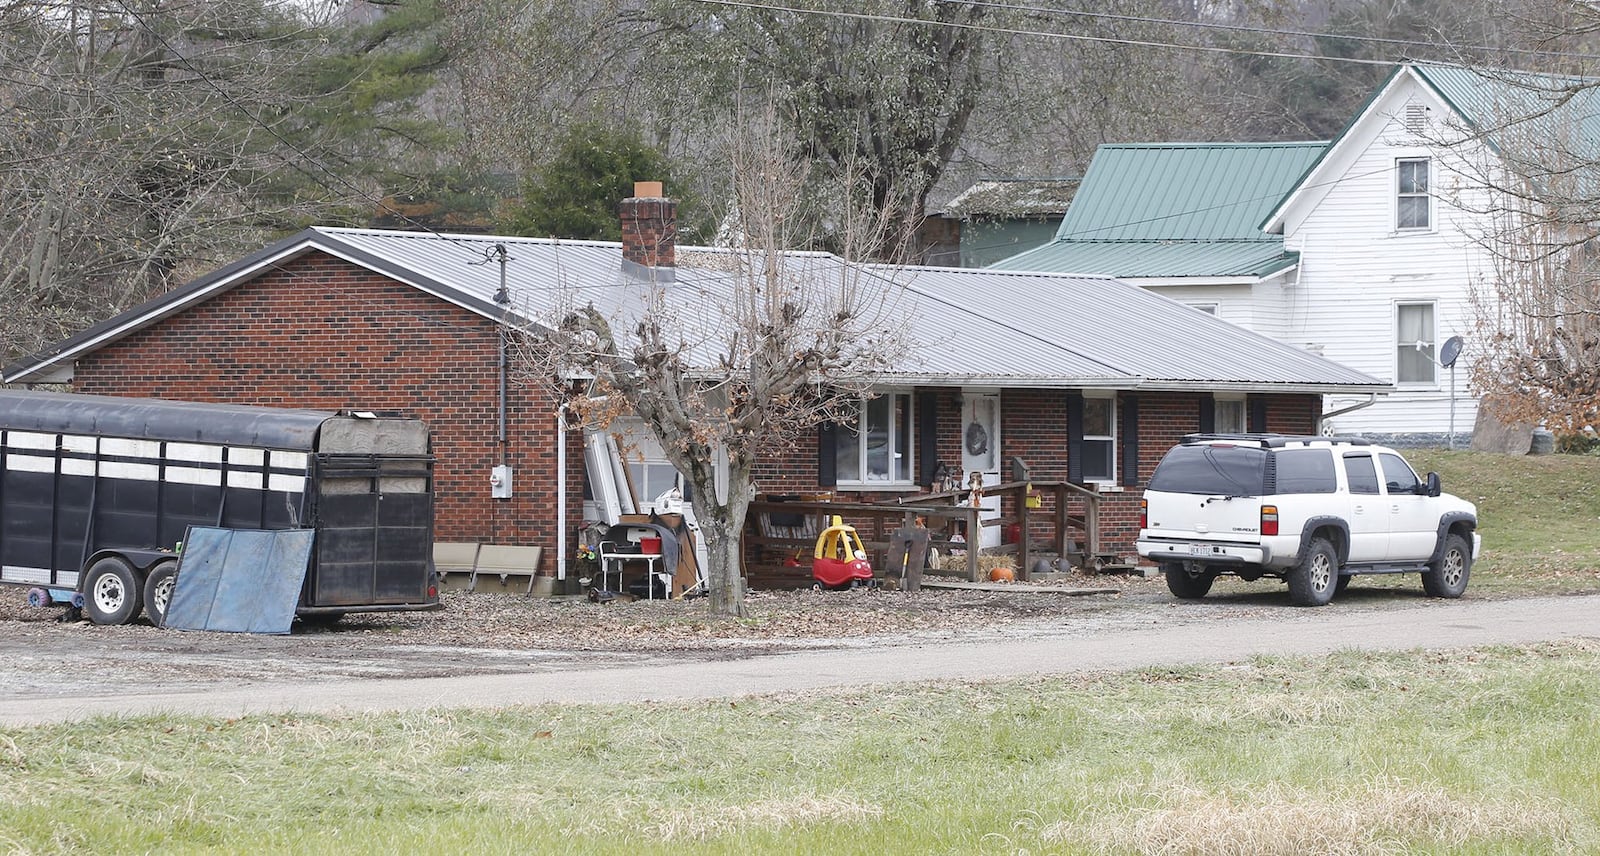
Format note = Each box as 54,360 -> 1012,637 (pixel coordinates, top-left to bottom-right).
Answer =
3,576 -> 1596,725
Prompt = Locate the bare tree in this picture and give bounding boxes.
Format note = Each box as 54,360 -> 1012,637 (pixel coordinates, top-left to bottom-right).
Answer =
509,113 -> 913,617
1421,59 -> 1600,431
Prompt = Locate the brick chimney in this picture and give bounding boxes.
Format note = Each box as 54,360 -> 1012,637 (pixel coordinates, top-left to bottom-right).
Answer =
619,180 -> 676,279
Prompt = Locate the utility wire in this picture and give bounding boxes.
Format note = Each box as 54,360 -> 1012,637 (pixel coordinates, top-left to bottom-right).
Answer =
687,0 -> 1595,69
952,0 -> 1600,64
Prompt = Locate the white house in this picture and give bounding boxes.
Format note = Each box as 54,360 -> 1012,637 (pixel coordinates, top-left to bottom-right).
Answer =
1002,63 -> 1595,443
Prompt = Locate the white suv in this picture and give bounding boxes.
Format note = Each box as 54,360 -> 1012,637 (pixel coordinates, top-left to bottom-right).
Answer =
1136,434 -> 1480,606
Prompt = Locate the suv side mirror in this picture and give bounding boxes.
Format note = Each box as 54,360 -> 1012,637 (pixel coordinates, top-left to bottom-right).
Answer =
1423,472 -> 1442,497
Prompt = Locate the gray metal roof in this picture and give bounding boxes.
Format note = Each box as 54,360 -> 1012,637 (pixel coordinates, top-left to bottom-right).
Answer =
3,227 -> 1388,394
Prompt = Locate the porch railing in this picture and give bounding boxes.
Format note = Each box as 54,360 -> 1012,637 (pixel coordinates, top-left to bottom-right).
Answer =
741,480 -> 1105,585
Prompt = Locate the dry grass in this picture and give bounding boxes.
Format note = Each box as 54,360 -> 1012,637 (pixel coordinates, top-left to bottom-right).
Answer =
644,794 -> 884,841
1050,776 -> 1579,855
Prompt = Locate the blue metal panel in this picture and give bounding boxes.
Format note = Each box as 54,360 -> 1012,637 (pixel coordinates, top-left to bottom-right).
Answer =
164,526 -> 315,634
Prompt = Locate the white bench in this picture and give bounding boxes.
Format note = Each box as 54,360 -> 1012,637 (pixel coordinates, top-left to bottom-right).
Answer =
432,541 -> 481,587
469,545 -> 545,594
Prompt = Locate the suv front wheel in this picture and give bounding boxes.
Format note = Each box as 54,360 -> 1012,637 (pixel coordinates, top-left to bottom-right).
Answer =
1288,537 -> 1338,607
1422,532 -> 1471,598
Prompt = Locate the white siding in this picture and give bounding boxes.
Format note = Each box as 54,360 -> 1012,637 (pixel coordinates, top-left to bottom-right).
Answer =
1278,75 -> 1492,437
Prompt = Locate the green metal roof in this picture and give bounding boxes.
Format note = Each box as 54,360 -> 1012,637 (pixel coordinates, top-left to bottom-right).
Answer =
1413,64 -> 1600,163
992,142 -> 1325,278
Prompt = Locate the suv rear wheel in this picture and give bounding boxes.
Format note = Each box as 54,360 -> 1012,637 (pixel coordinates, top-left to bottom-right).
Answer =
1162,562 -> 1216,599
1288,537 -> 1337,607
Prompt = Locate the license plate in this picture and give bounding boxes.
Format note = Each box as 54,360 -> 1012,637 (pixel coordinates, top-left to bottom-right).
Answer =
1188,543 -> 1211,556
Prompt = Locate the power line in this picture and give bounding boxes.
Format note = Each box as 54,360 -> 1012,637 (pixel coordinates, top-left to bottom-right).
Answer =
954,0 -> 1600,64
687,0 -> 1594,69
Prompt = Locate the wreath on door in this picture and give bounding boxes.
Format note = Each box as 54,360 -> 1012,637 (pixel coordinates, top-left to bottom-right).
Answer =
964,420 -> 990,456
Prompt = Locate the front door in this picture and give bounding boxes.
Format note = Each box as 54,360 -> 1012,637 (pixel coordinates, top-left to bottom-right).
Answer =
961,391 -> 1002,548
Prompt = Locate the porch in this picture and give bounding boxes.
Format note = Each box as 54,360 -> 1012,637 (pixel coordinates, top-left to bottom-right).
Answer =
742,480 -> 1117,589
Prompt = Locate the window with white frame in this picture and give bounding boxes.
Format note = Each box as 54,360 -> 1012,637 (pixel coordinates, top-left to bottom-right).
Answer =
1082,394 -> 1116,482
1397,158 -> 1431,230
1186,302 -> 1219,315
1396,302 -> 1437,384
1214,395 -> 1246,433
834,392 -> 914,485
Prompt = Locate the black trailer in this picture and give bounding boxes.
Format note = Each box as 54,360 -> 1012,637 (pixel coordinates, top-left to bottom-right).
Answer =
0,390 -> 440,625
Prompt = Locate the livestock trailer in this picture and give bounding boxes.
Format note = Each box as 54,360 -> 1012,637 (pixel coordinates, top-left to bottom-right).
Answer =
0,390 -> 440,625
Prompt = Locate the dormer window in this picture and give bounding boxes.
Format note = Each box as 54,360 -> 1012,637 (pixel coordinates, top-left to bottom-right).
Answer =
1397,158 -> 1431,230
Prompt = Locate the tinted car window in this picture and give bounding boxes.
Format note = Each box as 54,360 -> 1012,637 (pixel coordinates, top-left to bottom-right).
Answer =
1379,453 -> 1420,494
1274,448 -> 1337,493
1344,453 -> 1380,495
1147,444 -> 1267,495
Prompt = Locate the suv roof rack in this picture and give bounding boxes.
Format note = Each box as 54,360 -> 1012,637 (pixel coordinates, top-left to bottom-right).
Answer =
1180,432 -> 1372,448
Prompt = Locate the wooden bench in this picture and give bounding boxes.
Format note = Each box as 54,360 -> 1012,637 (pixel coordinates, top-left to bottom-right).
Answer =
469,545 -> 545,594
432,541 -> 481,587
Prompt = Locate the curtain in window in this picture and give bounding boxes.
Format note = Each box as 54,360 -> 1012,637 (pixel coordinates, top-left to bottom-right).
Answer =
1396,303 -> 1436,383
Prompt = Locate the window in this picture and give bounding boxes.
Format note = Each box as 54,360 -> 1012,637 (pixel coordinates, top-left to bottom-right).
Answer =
1378,452 -> 1420,494
1343,453 -> 1380,495
1396,302 -> 1436,384
1082,395 -> 1116,482
1274,449 -> 1337,494
1187,302 -> 1219,315
1147,444 -> 1266,495
835,392 -> 913,484
1214,396 -> 1246,433
1397,158 -> 1431,230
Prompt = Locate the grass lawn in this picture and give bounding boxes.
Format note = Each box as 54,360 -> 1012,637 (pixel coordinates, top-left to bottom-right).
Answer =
5,449 -> 1600,854
5,642 -> 1600,854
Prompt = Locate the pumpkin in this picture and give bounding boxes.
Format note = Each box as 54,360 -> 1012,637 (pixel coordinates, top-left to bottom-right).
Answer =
989,566 -> 1016,583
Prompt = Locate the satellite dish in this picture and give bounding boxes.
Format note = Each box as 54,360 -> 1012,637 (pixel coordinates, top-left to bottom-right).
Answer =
1439,335 -> 1464,368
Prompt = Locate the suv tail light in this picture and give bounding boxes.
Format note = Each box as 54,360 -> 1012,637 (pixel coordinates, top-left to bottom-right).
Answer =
1139,498 -> 1148,529
1261,504 -> 1279,536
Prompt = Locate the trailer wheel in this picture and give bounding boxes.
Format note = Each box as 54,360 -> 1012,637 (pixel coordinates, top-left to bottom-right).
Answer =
143,561 -> 179,627
82,557 -> 143,625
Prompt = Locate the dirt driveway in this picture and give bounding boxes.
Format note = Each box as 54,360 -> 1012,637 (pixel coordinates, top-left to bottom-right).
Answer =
3,579 -> 1597,726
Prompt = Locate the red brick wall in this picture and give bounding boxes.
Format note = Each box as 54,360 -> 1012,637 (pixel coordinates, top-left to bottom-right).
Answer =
747,387 -> 1322,558
70,252 -> 576,571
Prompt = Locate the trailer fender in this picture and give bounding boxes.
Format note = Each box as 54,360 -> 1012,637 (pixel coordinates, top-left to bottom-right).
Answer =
79,547 -> 180,586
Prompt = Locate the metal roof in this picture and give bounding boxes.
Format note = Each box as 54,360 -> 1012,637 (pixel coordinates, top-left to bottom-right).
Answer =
3,227 -> 1387,394
996,240 -> 1300,279
992,142 -> 1324,279
1054,142 -> 1327,242
892,265 -> 1383,391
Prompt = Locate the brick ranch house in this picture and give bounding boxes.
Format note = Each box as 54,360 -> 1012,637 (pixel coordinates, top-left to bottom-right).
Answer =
3,190 -> 1389,588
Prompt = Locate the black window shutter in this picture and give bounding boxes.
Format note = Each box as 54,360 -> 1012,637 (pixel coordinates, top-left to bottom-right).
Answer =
1199,396 -> 1216,434
917,391 -> 939,487
818,421 -> 838,487
1120,395 -> 1139,487
1248,395 -> 1268,433
1067,392 -> 1084,484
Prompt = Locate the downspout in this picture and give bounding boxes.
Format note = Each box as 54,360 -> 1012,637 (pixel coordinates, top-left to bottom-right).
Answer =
1318,394 -> 1377,434
493,244 -> 510,469
557,406 -> 567,581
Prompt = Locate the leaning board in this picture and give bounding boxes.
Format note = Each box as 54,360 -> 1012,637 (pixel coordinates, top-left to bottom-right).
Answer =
165,526 -> 316,634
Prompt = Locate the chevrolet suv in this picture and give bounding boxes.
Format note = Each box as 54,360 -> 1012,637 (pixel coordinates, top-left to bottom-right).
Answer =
1136,434 -> 1480,606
